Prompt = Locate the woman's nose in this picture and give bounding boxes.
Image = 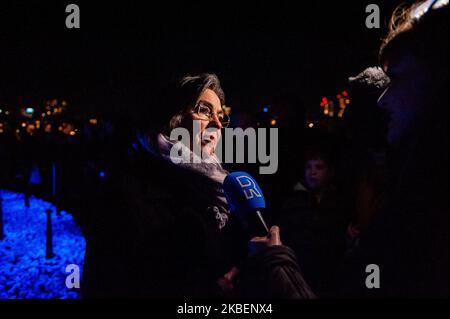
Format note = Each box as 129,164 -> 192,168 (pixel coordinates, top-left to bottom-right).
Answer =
208,114 -> 222,129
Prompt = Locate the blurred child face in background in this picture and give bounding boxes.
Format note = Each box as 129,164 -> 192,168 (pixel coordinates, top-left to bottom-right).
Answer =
305,158 -> 331,191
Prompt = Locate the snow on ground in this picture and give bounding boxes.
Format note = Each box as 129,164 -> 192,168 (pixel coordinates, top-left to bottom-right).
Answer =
0,190 -> 85,299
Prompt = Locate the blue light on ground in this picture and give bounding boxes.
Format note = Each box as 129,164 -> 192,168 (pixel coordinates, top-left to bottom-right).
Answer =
99,171 -> 106,178
263,107 -> 269,113
0,190 -> 85,299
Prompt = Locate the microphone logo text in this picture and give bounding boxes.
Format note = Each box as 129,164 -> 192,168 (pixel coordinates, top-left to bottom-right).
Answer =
236,176 -> 262,200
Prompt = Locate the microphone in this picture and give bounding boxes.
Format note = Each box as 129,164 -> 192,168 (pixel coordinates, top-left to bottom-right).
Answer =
223,172 -> 269,236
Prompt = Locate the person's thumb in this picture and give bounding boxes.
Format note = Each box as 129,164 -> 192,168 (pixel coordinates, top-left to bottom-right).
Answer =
268,225 -> 281,246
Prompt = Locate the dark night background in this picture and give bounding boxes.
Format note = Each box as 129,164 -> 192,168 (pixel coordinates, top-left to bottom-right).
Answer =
0,0 -> 406,218
0,1 -> 403,117
2,0 -> 448,300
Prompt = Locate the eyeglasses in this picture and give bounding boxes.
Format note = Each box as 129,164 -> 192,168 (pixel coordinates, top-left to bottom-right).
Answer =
191,102 -> 230,128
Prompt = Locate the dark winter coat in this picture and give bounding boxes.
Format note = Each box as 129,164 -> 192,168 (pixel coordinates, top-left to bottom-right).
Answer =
79,142 -> 247,298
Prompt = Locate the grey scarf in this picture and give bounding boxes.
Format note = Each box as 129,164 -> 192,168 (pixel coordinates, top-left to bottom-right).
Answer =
157,133 -> 230,229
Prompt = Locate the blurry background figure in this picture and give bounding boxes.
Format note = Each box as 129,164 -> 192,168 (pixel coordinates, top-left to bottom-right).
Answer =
276,148 -> 350,297
304,150 -> 334,203
337,0 -> 449,297
341,67 -> 390,252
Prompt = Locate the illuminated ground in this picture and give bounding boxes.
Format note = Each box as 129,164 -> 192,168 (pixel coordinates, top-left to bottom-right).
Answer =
0,190 -> 85,299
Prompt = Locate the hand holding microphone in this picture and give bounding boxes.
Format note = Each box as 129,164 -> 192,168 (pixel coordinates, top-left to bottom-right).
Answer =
251,225 -> 282,246
223,172 -> 284,266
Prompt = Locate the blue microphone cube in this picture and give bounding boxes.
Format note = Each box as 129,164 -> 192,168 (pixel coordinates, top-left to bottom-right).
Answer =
223,172 -> 266,217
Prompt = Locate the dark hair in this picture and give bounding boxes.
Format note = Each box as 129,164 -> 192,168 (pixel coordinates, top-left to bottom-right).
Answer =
304,149 -> 333,168
379,0 -> 449,75
379,0 -> 448,138
135,73 -> 225,140
166,74 -> 225,134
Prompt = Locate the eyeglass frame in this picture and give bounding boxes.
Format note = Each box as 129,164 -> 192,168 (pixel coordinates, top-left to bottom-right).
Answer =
190,101 -> 230,128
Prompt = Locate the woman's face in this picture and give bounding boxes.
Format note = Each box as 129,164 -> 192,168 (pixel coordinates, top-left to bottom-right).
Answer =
377,54 -> 431,145
190,88 -> 223,157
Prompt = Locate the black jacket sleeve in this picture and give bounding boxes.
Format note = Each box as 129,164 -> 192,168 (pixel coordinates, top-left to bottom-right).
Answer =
239,245 -> 317,299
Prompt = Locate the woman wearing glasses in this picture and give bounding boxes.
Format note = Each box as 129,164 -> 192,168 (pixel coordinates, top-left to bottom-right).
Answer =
152,74 -> 231,164
81,73 -> 246,298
